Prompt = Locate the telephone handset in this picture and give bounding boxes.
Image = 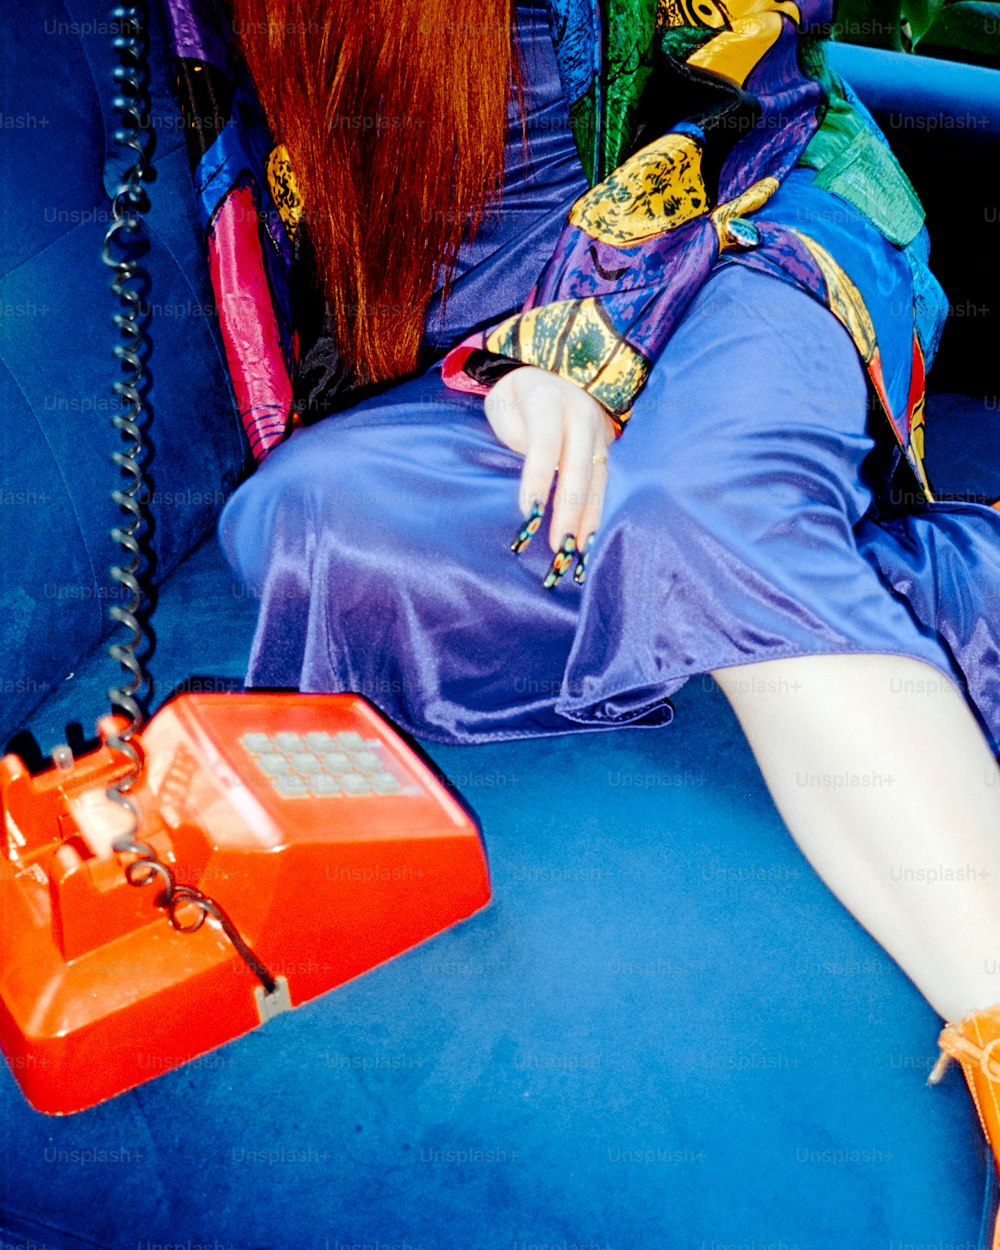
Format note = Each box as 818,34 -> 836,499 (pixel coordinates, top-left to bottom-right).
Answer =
0,5 -> 490,1116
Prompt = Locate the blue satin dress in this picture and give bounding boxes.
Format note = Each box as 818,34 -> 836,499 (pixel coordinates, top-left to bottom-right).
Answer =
219,0 -> 1000,750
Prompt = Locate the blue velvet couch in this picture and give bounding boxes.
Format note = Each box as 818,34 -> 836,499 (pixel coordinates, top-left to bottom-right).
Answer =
2,3 -> 1000,1246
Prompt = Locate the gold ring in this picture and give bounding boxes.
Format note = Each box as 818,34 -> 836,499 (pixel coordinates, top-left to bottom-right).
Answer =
592,452 -> 609,465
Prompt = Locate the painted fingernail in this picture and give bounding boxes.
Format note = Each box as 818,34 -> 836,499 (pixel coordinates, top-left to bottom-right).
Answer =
542,533 -> 576,590
511,501 -> 544,554
573,531 -> 595,584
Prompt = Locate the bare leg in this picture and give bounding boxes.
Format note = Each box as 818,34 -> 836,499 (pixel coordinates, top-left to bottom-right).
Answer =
710,652 -> 1000,1022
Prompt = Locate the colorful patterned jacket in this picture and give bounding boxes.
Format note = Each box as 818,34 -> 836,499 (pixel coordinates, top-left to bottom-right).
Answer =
163,0 -> 947,501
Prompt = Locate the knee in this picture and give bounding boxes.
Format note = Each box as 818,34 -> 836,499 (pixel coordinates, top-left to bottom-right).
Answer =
219,468 -> 305,596
219,423 -> 381,590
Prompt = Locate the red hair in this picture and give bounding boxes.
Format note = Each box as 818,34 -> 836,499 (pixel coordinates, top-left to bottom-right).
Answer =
230,0 -> 526,385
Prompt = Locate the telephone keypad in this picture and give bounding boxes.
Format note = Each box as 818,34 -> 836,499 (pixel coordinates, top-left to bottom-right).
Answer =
240,730 -> 415,800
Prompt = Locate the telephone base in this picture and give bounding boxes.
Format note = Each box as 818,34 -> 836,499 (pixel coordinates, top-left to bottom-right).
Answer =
0,692 -> 491,1115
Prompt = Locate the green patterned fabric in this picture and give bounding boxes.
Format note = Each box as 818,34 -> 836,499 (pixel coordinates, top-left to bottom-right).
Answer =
600,0 -> 661,178
798,76 -> 926,245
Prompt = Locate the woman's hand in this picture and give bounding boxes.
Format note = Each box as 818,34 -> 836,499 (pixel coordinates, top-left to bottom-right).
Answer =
484,365 -> 618,581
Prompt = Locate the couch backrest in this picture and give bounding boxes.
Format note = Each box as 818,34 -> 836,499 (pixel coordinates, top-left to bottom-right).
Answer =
0,0 -> 245,741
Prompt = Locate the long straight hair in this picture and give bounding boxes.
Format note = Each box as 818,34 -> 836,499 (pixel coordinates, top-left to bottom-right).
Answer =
230,0 -> 526,385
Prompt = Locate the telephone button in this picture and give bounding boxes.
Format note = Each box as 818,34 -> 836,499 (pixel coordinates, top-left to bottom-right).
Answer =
257,753 -> 292,775
339,774 -> 372,796
307,775 -> 342,797
240,733 -> 271,753
369,772 -> 403,794
290,753 -> 322,774
271,775 -> 310,798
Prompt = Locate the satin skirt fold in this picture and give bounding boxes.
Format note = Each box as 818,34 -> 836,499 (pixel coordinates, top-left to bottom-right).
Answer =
219,265 -> 1000,751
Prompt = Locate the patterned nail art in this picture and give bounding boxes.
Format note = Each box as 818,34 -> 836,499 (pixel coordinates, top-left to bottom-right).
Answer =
511,501 -> 544,554
573,532 -> 595,584
543,534 -> 576,590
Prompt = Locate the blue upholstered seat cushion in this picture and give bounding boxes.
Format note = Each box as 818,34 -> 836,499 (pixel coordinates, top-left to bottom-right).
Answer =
0,530 -> 990,1250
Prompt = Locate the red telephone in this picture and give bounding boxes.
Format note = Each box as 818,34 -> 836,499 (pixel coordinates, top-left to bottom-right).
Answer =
0,0 -> 494,1118
0,692 -> 491,1115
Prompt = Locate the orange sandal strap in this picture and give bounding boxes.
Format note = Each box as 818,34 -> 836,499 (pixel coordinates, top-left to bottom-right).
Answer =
929,1024 -> 1000,1085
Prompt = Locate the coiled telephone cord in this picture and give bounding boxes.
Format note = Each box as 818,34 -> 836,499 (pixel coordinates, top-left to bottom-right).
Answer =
99,2 -> 277,997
